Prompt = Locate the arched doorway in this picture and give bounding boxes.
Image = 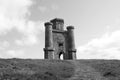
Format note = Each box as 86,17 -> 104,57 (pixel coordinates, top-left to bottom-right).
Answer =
59,52 -> 63,60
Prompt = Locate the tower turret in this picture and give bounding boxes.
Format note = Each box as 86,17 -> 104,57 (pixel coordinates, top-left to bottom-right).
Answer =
44,22 -> 54,59
67,26 -> 76,59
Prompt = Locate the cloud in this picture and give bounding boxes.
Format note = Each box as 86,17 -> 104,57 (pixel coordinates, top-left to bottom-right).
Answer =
38,4 -> 59,13
77,30 -> 120,59
51,4 -> 59,11
2,41 -> 10,48
6,50 -> 25,58
0,0 -> 31,33
15,21 -> 44,46
15,34 -> 38,46
0,41 -> 10,50
38,6 -> 47,12
0,0 -> 44,45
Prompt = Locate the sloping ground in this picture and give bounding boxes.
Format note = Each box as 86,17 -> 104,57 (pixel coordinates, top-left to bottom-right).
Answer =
0,59 -> 120,80
74,60 -> 120,80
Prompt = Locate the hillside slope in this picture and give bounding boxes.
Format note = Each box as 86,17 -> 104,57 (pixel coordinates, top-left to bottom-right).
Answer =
0,59 -> 120,80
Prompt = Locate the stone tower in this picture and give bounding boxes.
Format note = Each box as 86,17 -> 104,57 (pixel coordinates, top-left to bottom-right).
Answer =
44,18 -> 76,60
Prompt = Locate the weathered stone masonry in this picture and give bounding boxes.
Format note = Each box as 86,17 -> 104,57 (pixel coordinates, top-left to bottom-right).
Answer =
44,18 -> 76,60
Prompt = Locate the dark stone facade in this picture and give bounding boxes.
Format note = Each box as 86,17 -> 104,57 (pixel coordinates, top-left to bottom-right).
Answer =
44,18 -> 76,60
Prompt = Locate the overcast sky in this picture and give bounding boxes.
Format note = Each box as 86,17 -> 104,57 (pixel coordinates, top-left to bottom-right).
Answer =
0,0 -> 120,59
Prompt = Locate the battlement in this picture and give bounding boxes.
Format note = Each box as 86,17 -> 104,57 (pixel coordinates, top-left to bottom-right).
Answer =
50,18 -> 64,31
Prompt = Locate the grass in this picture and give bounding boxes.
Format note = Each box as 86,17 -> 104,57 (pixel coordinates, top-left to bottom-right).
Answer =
0,59 -> 120,80
0,59 -> 74,80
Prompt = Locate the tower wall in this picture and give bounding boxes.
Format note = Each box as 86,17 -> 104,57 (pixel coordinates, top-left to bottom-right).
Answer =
44,22 -> 54,59
67,26 -> 76,59
44,18 -> 76,60
52,32 -> 65,59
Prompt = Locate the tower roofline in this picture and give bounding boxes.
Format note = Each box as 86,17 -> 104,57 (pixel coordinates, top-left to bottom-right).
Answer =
50,18 -> 64,23
44,22 -> 53,26
67,26 -> 74,29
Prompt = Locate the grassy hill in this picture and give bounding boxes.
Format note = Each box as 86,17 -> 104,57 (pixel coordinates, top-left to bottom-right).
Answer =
0,59 -> 120,80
